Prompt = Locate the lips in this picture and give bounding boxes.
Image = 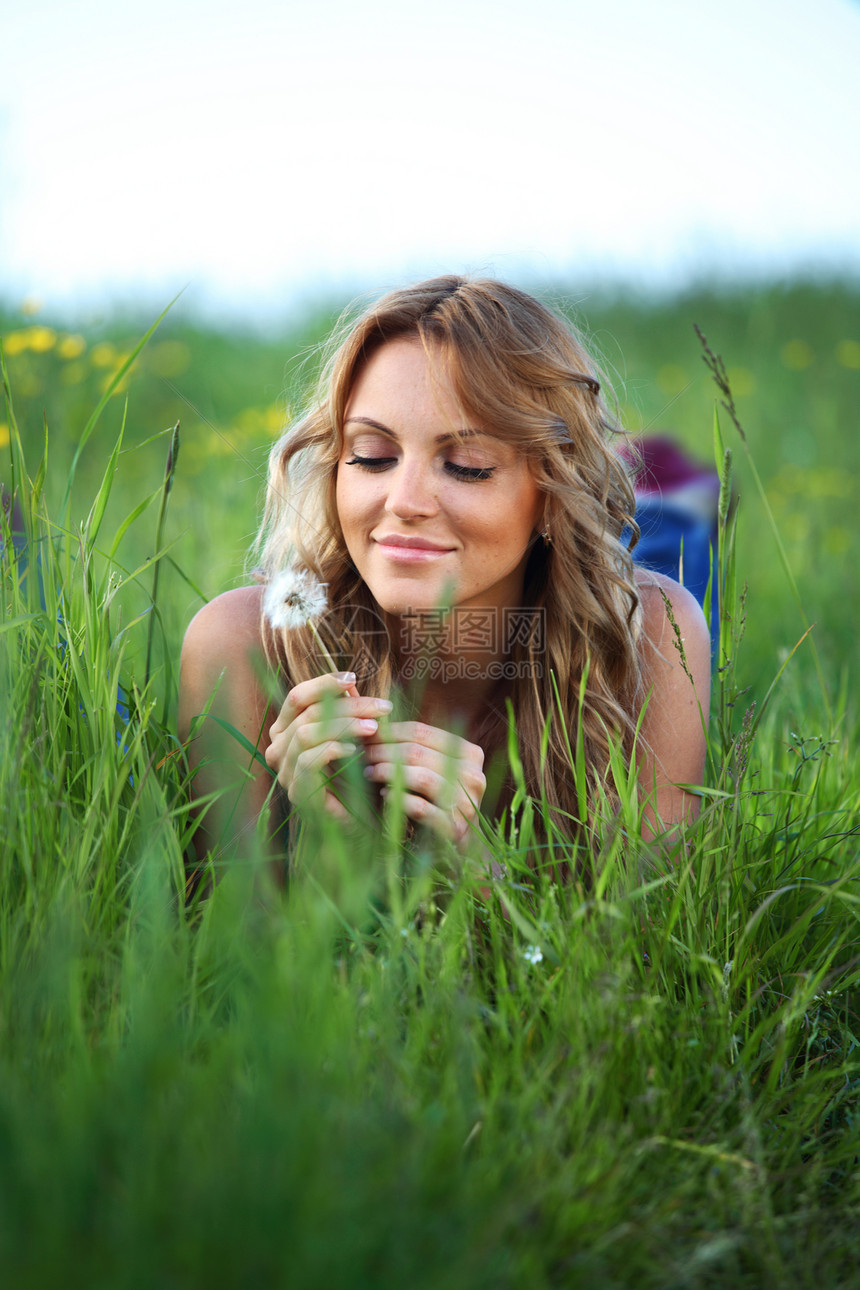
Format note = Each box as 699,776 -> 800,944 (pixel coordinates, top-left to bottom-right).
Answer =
373,533 -> 456,565
374,533 -> 455,552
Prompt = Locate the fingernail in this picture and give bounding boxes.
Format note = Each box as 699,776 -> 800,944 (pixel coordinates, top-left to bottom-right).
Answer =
374,699 -> 393,713
363,764 -> 376,779
358,719 -> 378,734
337,671 -> 356,684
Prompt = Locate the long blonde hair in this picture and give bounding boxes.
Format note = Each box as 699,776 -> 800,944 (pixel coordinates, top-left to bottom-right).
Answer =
254,275 -> 643,841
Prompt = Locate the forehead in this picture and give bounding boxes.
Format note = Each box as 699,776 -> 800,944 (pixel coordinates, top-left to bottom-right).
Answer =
346,338 -> 464,420
342,337 -> 537,469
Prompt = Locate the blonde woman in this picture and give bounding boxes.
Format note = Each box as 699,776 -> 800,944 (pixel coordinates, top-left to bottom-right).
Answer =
179,276 -> 710,860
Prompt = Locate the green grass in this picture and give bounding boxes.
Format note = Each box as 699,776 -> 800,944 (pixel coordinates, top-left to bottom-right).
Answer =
1,281 -> 858,1288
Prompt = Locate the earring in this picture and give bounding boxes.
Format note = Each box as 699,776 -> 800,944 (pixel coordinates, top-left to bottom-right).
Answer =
542,528 -> 552,548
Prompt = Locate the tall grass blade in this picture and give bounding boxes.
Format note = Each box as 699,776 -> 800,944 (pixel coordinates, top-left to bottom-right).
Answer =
84,402 -> 126,547
145,420 -> 180,689
696,324 -> 831,723
60,292 -> 181,516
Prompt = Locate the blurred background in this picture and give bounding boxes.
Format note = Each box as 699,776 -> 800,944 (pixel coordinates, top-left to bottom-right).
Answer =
2,0 -> 859,696
3,0 -> 860,318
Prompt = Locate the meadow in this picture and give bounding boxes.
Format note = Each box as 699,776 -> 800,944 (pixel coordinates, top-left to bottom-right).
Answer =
1,279 -> 858,1287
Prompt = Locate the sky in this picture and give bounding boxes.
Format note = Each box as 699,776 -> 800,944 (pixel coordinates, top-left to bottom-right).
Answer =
2,0 -> 860,322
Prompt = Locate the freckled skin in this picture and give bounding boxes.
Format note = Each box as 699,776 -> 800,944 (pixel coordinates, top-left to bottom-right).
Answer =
336,338 -> 543,617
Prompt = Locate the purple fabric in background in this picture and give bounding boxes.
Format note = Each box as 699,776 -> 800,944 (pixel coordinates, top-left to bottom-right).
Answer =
623,435 -> 720,613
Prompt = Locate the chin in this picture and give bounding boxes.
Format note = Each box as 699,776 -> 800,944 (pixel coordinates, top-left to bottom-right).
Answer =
368,578 -> 456,617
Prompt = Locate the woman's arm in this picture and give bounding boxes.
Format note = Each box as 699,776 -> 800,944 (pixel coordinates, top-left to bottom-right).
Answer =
178,585 -> 281,865
635,571 -> 712,838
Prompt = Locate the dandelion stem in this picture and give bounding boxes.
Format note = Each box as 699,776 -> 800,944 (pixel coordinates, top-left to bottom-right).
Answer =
307,620 -> 337,673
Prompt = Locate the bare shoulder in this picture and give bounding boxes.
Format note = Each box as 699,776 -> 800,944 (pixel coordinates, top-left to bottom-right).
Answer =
633,570 -> 711,834
635,568 -> 711,678
181,585 -> 266,670
179,585 -> 272,742
179,586 -> 283,861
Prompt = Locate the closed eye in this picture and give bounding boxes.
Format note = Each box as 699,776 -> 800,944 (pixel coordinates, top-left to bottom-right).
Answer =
345,452 -> 496,482
445,462 -> 496,481
344,453 -> 397,471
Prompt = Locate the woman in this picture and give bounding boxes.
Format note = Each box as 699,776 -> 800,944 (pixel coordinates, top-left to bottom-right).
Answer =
179,276 -> 711,862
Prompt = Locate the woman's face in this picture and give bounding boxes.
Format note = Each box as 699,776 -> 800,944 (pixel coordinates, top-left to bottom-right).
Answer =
336,337 -> 543,619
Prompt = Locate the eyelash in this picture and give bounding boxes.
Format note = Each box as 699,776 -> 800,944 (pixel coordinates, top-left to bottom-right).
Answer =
344,453 -> 495,482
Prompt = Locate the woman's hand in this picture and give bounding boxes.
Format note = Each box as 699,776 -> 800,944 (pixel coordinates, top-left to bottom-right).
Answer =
264,672 -> 393,821
361,721 -> 486,847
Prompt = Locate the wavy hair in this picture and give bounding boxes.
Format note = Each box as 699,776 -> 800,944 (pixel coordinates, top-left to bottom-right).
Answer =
254,275 -> 643,842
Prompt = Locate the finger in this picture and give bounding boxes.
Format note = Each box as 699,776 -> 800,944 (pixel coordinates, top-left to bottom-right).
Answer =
264,735 -> 285,771
294,696 -> 392,729
323,791 -> 351,821
277,702 -> 387,775
370,764 -> 482,827
379,788 -> 464,842
271,694 -> 389,751
283,739 -> 359,800
362,743 -> 483,795
295,740 -> 362,777
362,739 -> 435,769
366,760 -> 450,803
292,716 -> 382,753
365,721 -> 484,762
363,746 -> 485,795
270,671 -> 359,734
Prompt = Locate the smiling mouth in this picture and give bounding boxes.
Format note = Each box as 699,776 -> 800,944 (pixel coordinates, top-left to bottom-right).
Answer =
374,535 -> 455,562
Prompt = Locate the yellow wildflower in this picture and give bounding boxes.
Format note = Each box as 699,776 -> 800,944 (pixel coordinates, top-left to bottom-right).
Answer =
781,340 -> 814,370
784,512 -> 810,543
2,330 -> 32,356
58,333 -> 86,360
823,527 -> 852,556
656,364 -> 688,397
836,340 -> 860,370
28,326 -> 57,353
263,404 -> 284,433
90,341 -> 117,368
727,367 -> 755,397
99,356 -> 132,396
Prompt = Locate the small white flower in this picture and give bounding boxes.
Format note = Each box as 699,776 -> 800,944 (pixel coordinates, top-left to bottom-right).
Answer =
521,945 -> 543,965
264,567 -> 328,631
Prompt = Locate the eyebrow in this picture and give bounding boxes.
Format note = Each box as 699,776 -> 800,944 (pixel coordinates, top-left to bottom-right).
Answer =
344,416 -> 490,444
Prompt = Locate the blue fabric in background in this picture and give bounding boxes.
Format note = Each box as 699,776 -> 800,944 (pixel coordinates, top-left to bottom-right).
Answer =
630,496 -> 716,610
7,435 -> 721,736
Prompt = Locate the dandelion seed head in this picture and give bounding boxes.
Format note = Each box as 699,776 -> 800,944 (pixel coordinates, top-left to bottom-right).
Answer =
264,567 -> 328,631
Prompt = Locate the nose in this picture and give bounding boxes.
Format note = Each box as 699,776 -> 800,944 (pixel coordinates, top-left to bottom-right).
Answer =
384,458 -> 439,520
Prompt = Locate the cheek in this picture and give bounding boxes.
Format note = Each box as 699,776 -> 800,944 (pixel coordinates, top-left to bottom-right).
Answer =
470,493 -> 537,547
336,469 -> 380,546
334,471 -> 347,524
335,469 -> 360,528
